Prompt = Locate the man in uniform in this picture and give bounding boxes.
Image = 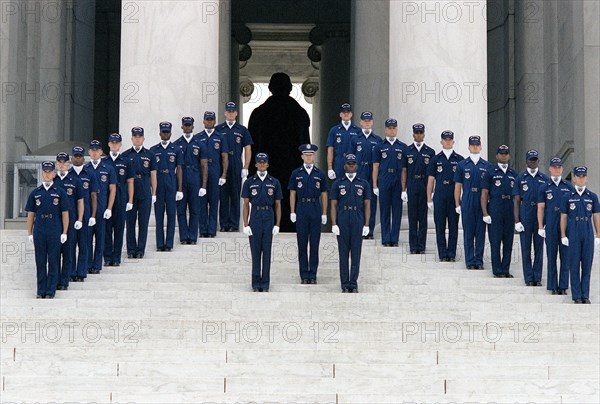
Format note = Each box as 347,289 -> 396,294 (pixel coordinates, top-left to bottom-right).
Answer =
195,111 -> 229,238
242,153 -> 283,292
426,131 -> 464,261
150,122 -> 184,251
87,140 -> 117,273
174,117 -> 208,244
560,166 -> 600,303
401,123 -> 436,254
70,146 -> 99,282
372,119 -> 406,247
481,145 -> 518,278
123,127 -> 157,258
54,152 -> 84,290
289,144 -> 328,284
103,133 -> 134,266
454,135 -> 493,269
330,154 -> 371,293
537,157 -> 574,294
513,150 -> 549,286
326,103 -> 361,181
217,102 -> 253,232
349,111 -> 382,239
25,161 -> 70,298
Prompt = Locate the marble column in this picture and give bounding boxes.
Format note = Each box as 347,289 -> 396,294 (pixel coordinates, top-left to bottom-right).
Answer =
351,0 -> 389,132
119,0 -> 223,146
389,0 -> 488,156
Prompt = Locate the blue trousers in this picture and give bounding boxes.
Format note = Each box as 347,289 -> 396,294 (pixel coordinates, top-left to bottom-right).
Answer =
545,219 -> 569,291
58,214 -> 76,286
73,221 -> 89,278
461,198 -> 485,267
104,202 -> 126,264
126,197 -> 151,256
433,195 -> 459,259
34,227 -> 60,297
155,178 -> 177,249
488,202 -> 514,275
249,211 -> 274,289
219,162 -> 242,230
407,185 -> 428,251
88,208 -> 106,270
177,172 -> 201,242
379,182 -> 402,245
296,207 -> 321,280
337,217 -> 363,289
568,227 -> 594,301
519,220 -> 544,283
200,171 -> 220,236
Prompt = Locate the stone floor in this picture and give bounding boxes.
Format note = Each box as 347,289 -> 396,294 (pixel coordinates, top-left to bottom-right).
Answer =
0,228 -> 598,403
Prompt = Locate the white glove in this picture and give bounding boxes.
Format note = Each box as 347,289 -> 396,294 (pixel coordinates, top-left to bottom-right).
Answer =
28,235 -> 34,243
243,226 -> 253,236
515,222 -> 525,233
455,206 -> 461,215
199,188 -> 207,197
401,191 -> 408,202
561,237 -> 569,246
328,170 -> 336,180
538,229 -> 546,238
152,195 -> 157,204
331,225 -> 340,236
272,226 -> 280,236
74,221 -> 82,230
60,234 -> 67,244
373,188 -> 379,196
321,215 -> 327,225
88,217 -> 96,227
362,226 -> 369,237
290,213 -> 296,223
218,178 -> 226,186
483,216 -> 492,224
595,237 -> 600,247
176,191 -> 183,201
126,203 -> 133,211
241,169 -> 248,179
427,201 -> 434,210
103,209 -> 112,220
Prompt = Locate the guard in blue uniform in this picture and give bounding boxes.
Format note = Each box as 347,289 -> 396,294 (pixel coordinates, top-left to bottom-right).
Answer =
87,140 -> 117,273
372,119 -> 406,247
70,146 -> 99,281
123,127 -> 157,258
289,144 -> 329,284
242,153 -> 283,292
54,152 -> 84,290
103,133 -> 134,266
401,123 -> 436,253
150,121 -> 184,251
25,161 -> 70,298
481,145 -> 518,277
426,131 -> 464,261
349,111 -> 382,239
454,135 -> 493,269
326,103 -> 361,181
195,111 -> 229,237
217,102 -> 253,232
560,166 -> 600,304
513,150 -> 549,286
537,157 -> 574,294
174,117 -> 209,244
330,154 -> 371,293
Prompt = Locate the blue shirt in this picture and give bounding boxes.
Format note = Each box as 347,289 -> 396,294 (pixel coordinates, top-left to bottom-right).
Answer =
102,153 -> 134,204
194,130 -> 229,173
330,176 -> 372,222
538,178 -> 574,223
25,184 -> 70,231
215,121 -> 253,168
242,173 -> 283,210
513,170 -> 549,222
481,164 -> 518,211
150,142 -> 184,185
403,143 -> 436,189
70,165 -> 100,219
373,139 -> 406,189
349,132 -> 383,183
427,150 -> 464,199
122,147 -> 157,201
86,161 -> 117,209
326,122 -> 361,175
560,188 -> 600,236
174,134 -> 208,173
454,157 -> 493,207
288,165 -> 328,216
54,172 -> 83,217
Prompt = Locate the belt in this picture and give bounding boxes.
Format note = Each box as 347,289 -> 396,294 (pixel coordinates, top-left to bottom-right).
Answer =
39,214 -> 54,219
300,198 -> 317,203
254,205 -> 272,211
471,188 -> 480,192
185,165 -> 198,170
360,162 -> 370,166
554,207 -> 560,212
500,195 -> 512,200
442,180 -> 451,185
207,159 -> 213,163
530,202 -> 537,206
387,168 -> 396,173
227,151 -> 234,155
159,169 -> 172,174
343,205 -> 358,211
575,216 -> 589,221
414,175 -> 424,179
134,174 -> 144,179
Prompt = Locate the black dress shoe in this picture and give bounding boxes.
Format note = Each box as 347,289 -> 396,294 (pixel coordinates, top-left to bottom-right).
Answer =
69,276 -> 77,282
448,257 -> 456,262
526,282 -> 534,286
574,299 -> 583,304
363,236 -> 369,240
258,288 -> 263,292
136,254 -> 144,259
411,250 -> 418,254
382,242 -> 389,247
301,279 -> 307,284
164,248 -> 172,252
551,289 -> 558,295
350,288 -> 358,293
505,273 -> 514,278
253,288 -> 259,292
36,294 -> 43,299
89,269 -> 100,274
262,288 -> 269,292
342,288 -> 348,293
534,281 -> 542,287
113,262 -> 120,267
467,265 -> 474,270
493,274 -> 503,278
311,279 -> 317,284
190,240 -> 197,245
56,285 -> 64,290
560,289 -> 568,295
77,277 -> 85,282
583,298 -> 591,304
208,234 -> 216,238
104,262 -> 112,267
46,295 -> 54,299
127,254 -> 134,259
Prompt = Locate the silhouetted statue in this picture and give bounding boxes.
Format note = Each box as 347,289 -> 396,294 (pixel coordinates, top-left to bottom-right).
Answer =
249,72 -> 311,232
